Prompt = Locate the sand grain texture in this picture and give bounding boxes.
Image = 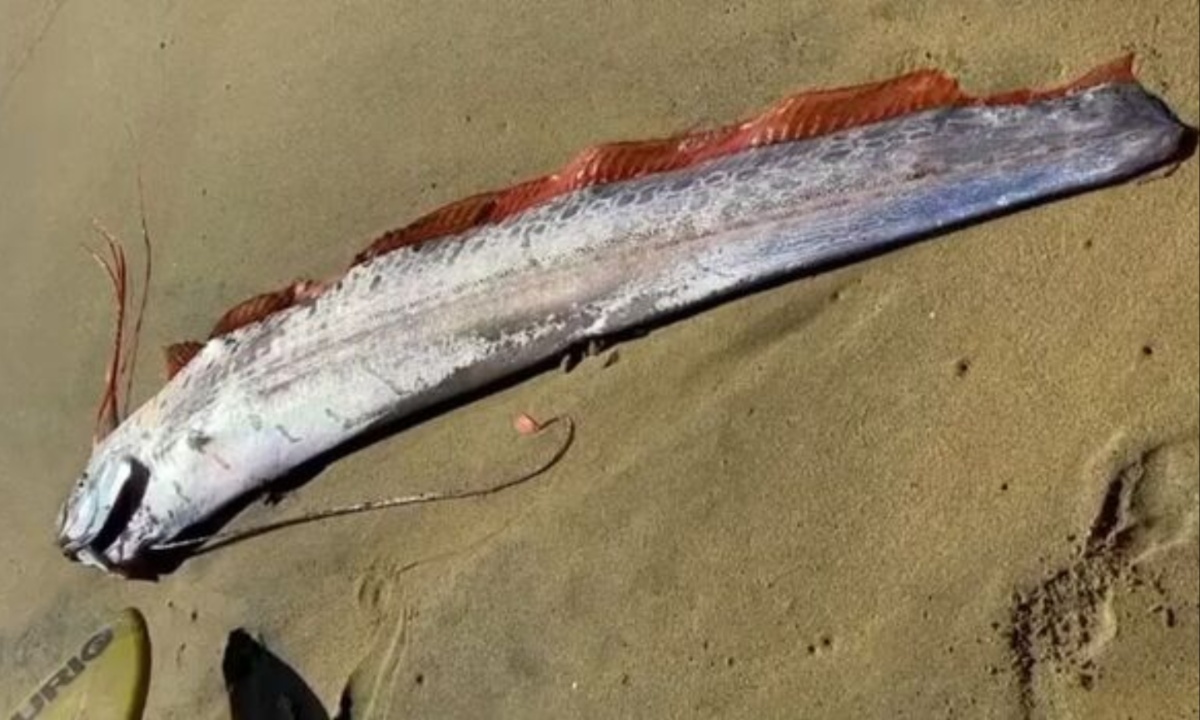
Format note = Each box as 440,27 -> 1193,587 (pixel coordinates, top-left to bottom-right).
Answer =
1,1 -> 1197,718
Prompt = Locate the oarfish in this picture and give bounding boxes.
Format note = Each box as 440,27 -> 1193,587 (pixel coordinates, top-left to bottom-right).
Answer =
56,57 -> 1191,575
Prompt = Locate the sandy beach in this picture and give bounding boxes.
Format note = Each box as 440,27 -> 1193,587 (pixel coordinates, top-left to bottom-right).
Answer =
2,0 -> 1197,718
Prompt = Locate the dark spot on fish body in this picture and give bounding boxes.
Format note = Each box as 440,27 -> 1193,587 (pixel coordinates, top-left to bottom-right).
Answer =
636,187 -> 661,205
907,127 -> 935,142
473,326 -> 505,346
821,147 -> 851,163
858,123 -> 895,142
362,363 -> 407,398
908,165 -> 936,182
667,176 -> 696,193
369,274 -> 383,291
446,238 -> 467,264
326,406 -> 357,431
275,425 -> 301,444
589,183 -> 618,201
860,135 -> 892,151
187,431 -> 212,452
928,109 -> 966,134
464,236 -> 486,256
733,166 -> 759,182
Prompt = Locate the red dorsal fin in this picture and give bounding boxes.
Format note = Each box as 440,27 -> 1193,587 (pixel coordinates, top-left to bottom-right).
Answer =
169,57 -> 1139,379
208,278 -> 326,337
353,56 -> 1137,267
354,191 -> 501,264
165,279 -> 326,378
211,282 -> 304,337
165,341 -> 204,379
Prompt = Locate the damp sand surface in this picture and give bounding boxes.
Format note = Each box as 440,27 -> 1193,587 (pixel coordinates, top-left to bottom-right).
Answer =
1,1 -> 1197,718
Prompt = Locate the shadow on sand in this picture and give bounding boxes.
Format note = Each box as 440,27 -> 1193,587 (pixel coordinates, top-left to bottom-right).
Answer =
224,628 -> 352,720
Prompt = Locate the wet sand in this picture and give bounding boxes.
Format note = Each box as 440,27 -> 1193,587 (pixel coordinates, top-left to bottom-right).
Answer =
1,1 -> 1197,718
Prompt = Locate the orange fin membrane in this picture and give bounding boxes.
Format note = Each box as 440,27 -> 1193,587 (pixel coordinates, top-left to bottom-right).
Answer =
169,56 -> 1137,378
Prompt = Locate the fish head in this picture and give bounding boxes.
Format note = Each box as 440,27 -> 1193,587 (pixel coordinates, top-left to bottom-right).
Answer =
57,400 -> 271,576
56,425 -> 227,577
56,447 -> 160,575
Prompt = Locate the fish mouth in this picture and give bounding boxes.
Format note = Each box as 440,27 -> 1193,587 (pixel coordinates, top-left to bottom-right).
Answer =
71,545 -> 119,572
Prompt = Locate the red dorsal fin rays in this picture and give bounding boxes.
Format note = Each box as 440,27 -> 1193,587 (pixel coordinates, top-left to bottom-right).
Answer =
208,279 -> 325,338
84,226 -> 128,443
162,279 -> 327,380
353,191 -> 501,264
165,341 -> 204,379
167,56 -> 1139,379
86,211 -> 152,445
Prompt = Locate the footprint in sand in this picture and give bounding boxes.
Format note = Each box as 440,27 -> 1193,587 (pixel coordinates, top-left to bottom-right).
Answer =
355,560 -> 401,620
1005,433 -> 1198,719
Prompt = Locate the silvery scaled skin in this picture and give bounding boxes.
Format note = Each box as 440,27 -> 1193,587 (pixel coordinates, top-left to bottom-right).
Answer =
56,80 -> 1190,575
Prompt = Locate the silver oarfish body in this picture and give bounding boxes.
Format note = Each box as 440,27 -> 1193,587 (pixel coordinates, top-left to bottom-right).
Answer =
55,58 -> 1192,575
